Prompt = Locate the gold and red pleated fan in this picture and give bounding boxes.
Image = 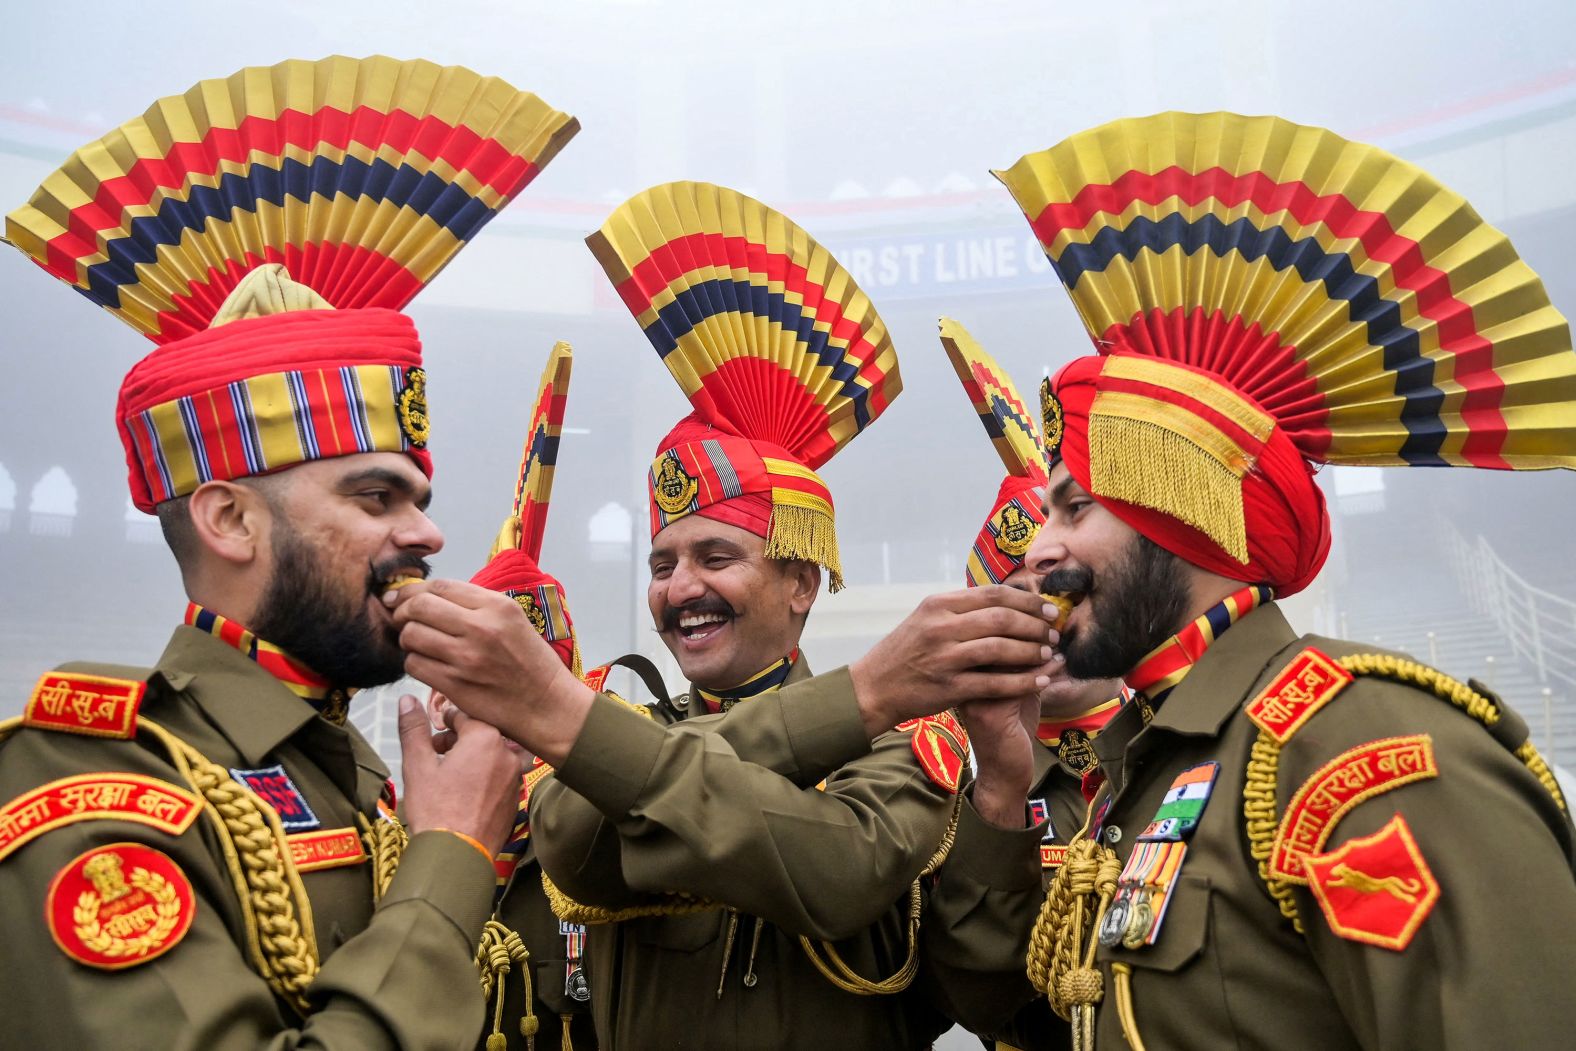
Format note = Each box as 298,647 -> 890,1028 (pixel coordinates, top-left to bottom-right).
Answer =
587,181 -> 901,469
996,111 -> 1576,470
491,341 -> 572,562
4,55 -> 579,344
939,317 -> 1047,481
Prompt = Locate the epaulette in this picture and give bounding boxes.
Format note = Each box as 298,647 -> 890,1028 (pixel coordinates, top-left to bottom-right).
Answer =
1244,646 -> 1566,942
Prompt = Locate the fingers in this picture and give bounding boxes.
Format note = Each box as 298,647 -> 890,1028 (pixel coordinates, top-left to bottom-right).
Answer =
951,636 -> 1053,670
396,694 -> 435,770
950,605 -> 1061,645
430,727 -> 459,756
399,620 -> 472,666
391,590 -> 479,636
386,576 -> 496,612
952,667 -> 1057,703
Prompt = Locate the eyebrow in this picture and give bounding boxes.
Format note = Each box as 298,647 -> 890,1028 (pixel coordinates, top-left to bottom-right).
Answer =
1050,476 -> 1078,508
339,467 -> 432,511
647,536 -> 747,568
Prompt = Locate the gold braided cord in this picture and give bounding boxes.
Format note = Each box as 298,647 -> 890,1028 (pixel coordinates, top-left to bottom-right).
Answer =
1246,652 -> 1569,933
1025,791 -> 1122,1029
1110,962 -> 1149,1051
1243,734 -> 1303,931
1335,654 -> 1566,812
475,919 -> 537,1051
796,790 -> 962,996
541,871 -> 717,924
138,718 -> 319,1013
357,811 -> 408,903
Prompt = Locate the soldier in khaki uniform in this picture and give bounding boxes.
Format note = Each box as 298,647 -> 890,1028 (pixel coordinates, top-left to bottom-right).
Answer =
435,342 -> 599,1050
926,322 -> 1122,1051
0,57 -> 575,1048
389,183 -> 1062,1050
925,112 -> 1576,1050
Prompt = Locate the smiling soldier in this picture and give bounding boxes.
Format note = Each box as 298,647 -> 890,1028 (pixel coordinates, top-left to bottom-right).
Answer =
389,182 -> 1061,1051
0,57 -> 574,1049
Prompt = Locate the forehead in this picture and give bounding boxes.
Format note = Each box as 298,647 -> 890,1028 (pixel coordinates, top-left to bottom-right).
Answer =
1045,461 -> 1088,501
288,451 -> 430,493
650,513 -> 767,558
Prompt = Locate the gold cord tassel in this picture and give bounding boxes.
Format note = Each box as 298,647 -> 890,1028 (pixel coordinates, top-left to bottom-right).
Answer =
764,502 -> 844,592
357,811 -> 408,903
476,919 -> 537,1051
1025,796 -> 1121,1051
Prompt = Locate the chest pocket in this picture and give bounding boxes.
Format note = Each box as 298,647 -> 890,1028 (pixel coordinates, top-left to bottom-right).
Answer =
1100,872 -> 1212,973
632,909 -> 724,954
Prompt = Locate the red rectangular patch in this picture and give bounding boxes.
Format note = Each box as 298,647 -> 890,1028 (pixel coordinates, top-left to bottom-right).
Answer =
287,827 -> 368,873
0,773 -> 200,863
1040,844 -> 1068,869
1270,735 -> 1437,883
24,673 -> 145,739
1245,649 -> 1352,745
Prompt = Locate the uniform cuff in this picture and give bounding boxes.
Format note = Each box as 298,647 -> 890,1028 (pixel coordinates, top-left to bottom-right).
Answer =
778,666 -> 872,778
381,829 -> 497,944
553,692 -> 669,818
948,790 -> 1046,892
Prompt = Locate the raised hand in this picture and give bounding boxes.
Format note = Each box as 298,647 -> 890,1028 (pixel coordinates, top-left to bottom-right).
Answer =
848,585 -> 1059,737
397,694 -> 527,857
388,579 -> 594,766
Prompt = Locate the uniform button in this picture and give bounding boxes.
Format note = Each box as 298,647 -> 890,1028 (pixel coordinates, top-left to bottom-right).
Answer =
1105,825 -> 1123,844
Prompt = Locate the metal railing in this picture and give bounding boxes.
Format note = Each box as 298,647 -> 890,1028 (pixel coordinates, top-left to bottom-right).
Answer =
1443,523 -> 1576,691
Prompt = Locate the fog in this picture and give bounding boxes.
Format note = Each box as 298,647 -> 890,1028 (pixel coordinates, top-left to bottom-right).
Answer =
2,0 -> 1573,789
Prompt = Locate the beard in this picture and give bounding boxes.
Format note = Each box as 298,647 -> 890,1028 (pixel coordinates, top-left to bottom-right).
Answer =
249,525 -> 428,688
1040,533 -> 1192,680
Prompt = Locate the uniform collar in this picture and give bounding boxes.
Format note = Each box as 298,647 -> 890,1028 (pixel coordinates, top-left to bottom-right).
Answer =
694,648 -> 803,714
184,603 -> 350,724
1123,584 -> 1272,706
1143,600 -> 1298,737
152,625 -> 389,783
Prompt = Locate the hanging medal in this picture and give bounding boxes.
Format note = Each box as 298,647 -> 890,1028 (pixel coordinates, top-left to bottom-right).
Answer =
1100,762 -> 1218,949
561,919 -> 590,1002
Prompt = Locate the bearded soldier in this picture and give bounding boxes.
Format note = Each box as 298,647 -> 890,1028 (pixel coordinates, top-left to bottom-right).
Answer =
927,111 -> 1576,1051
0,57 -> 575,1048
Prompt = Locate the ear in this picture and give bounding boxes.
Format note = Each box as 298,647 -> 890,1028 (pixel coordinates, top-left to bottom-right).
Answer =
187,480 -> 272,567
427,690 -> 451,733
787,560 -> 821,617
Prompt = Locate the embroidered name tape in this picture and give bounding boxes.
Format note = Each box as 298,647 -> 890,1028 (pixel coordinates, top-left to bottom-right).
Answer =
24,673 -> 146,739
0,774 -> 201,864
1271,735 -> 1438,883
230,764 -> 320,831
287,827 -> 368,873
1246,648 -> 1353,744
47,843 -> 195,969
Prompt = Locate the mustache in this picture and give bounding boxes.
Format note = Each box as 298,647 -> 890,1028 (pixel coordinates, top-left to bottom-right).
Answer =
1039,565 -> 1093,597
660,597 -> 738,632
366,553 -> 432,592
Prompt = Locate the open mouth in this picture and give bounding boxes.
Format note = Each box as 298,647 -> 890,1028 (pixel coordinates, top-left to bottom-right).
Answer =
676,610 -> 732,644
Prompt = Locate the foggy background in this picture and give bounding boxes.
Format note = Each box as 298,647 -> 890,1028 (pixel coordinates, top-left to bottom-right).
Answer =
2,2 -> 1573,799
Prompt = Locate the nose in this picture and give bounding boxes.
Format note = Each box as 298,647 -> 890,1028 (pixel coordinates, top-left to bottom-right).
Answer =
1022,517 -> 1067,578
395,508 -> 444,556
664,558 -> 707,609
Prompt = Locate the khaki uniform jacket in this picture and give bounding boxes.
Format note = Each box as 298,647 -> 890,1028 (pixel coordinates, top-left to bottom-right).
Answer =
532,659 -> 955,1051
923,737 -> 1084,1051
923,602 -> 1576,1050
485,835 -> 598,1049
0,626 -> 497,1050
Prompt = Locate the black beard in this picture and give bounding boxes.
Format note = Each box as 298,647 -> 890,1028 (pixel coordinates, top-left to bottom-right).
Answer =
249,528 -> 426,689
1042,534 -> 1192,680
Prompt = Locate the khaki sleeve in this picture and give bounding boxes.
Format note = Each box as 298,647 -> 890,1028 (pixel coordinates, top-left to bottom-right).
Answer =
919,785 -> 1048,1037
534,682 -> 951,940
0,739 -> 495,1051
700,667 -> 873,785
1279,676 -> 1576,1051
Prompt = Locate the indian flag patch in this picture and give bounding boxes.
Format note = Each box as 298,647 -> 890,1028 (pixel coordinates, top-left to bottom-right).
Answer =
1136,762 -> 1219,842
